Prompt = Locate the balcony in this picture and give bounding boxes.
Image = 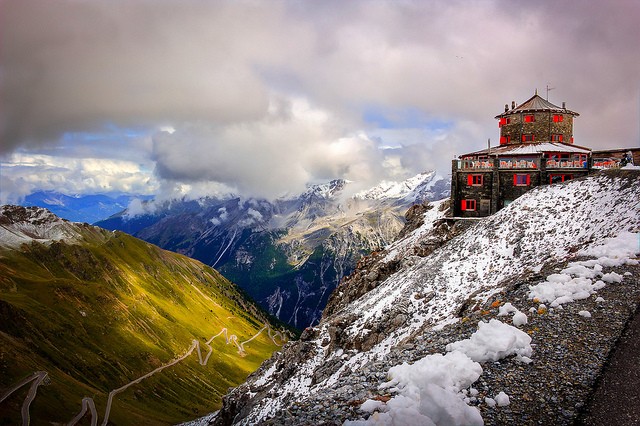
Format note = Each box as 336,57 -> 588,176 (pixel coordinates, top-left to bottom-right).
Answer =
459,160 -> 493,170
499,158 -> 540,169
592,159 -> 618,169
547,159 -> 587,169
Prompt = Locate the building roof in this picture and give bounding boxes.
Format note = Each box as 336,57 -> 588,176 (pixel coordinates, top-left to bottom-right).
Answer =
461,142 -> 592,158
495,92 -> 579,118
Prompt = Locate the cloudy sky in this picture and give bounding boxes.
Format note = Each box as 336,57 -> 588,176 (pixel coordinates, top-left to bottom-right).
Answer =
1,0 -> 639,203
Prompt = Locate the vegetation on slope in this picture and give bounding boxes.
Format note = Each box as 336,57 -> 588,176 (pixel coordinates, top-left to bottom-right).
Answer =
0,221 -> 288,425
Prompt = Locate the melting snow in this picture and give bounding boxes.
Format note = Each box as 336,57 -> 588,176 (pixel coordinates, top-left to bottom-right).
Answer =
347,320 -> 529,426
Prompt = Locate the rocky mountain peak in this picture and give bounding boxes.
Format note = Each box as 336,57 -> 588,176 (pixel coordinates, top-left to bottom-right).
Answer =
0,205 -> 80,249
1,205 -> 66,226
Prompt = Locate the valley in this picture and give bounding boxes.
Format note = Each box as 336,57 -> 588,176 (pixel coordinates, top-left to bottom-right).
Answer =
96,172 -> 450,329
0,206 -> 289,425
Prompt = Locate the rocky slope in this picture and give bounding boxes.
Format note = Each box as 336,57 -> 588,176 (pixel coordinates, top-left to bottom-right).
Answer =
0,206 -> 289,425
97,172 -> 450,329
208,169 -> 640,425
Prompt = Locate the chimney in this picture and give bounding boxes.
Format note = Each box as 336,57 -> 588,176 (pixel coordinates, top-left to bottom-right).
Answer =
505,104 -> 509,112
562,101 -> 566,109
511,101 -> 516,109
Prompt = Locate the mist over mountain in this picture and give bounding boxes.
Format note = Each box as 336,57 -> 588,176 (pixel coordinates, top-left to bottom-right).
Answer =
97,172 -> 450,329
0,205 -> 289,425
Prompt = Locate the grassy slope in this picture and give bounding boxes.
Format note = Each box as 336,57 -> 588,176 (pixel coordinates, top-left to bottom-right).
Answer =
0,226 -> 285,425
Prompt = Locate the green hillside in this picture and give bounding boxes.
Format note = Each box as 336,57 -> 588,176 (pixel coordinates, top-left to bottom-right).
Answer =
0,217 -> 288,425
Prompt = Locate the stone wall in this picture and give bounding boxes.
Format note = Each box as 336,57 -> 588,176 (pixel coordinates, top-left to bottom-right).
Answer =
451,159 -> 592,218
453,170 -> 493,217
500,111 -> 574,144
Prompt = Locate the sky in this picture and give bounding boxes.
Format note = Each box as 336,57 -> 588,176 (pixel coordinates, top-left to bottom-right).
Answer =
1,0 -> 639,204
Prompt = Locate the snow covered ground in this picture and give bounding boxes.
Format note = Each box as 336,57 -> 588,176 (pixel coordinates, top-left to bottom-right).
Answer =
345,230 -> 639,425
207,170 -> 640,425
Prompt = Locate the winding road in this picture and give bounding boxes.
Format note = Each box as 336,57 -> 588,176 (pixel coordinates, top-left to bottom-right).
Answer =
0,324 -> 285,426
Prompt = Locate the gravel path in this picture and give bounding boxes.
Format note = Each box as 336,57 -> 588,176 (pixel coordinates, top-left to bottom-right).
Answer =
577,298 -> 640,425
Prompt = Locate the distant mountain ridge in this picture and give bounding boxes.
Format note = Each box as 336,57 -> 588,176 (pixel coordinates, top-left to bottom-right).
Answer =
0,205 -> 288,425
97,172 -> 451,329
21,191 -> 153,224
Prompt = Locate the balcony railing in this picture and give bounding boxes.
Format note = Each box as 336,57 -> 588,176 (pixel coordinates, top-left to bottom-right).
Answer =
498,159 -> 540,169
592,160 -> 618,169
547,160 -> 587,169
459,160 -> 492,170
458,157 -> 589,170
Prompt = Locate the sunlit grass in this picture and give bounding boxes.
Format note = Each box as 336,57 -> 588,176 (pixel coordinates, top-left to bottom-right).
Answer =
0,228 -> 287,425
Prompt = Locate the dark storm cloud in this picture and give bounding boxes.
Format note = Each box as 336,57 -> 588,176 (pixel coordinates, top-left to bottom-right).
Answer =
1,0 -> 274,152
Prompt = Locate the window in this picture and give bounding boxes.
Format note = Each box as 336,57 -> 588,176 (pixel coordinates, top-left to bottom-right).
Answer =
549,174 -> 573,184
522,134 -> 535,142
553,114 -> 564,122
551,134 -> 564,142
500,136 -> 511,145
467,174 -> 483,186
513,174 -> 531,186
498,117 -> 511,127
461,199 -> 477,211
524,114 -> 535,123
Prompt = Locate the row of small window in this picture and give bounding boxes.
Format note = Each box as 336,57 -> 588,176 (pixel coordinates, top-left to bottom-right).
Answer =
466,173 -> 572,188
498,114 -> 564,127
499,134 -> 565,144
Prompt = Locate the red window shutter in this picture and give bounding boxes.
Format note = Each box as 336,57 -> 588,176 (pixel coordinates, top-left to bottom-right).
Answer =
461,200 -> 467,211
559,135 -> 563,142
526,175 -> 531,185
467,175 -> 473,186
513,174 -> 517,185
522,135 -> 526,142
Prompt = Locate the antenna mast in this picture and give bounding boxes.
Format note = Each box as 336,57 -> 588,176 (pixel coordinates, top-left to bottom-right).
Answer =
546,84 -> 555,101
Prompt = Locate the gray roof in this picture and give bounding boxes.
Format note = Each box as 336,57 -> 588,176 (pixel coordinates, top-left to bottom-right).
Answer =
496,93 -> 579,118
461,142 -> 591,158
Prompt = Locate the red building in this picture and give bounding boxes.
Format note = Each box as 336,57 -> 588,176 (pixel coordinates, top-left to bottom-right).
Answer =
451,92 -> 592,217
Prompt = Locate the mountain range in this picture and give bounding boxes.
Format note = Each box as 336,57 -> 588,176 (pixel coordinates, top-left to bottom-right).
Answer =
0,205 -> 289,425
96,171 -> 450,329
22,191 -> 153,224
206,169 -> 640,425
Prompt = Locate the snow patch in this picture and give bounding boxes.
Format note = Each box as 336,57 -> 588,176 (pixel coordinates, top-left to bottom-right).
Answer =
445,319 -> 533,363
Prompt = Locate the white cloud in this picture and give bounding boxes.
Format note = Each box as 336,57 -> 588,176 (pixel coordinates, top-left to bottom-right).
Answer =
1,0 -> 638,201
0,153 -> 158,203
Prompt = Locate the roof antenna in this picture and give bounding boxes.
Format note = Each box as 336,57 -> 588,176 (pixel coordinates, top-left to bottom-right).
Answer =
546,84 -> 555,101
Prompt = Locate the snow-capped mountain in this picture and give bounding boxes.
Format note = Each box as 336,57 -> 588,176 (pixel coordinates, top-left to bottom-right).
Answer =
209,169 -> 640,425
0,205 -> 80,248
355,171 -> 449,205
97,172 -> 450,329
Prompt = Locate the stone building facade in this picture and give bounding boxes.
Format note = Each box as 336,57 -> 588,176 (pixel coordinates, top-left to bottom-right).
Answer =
451,92 -> 592,217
